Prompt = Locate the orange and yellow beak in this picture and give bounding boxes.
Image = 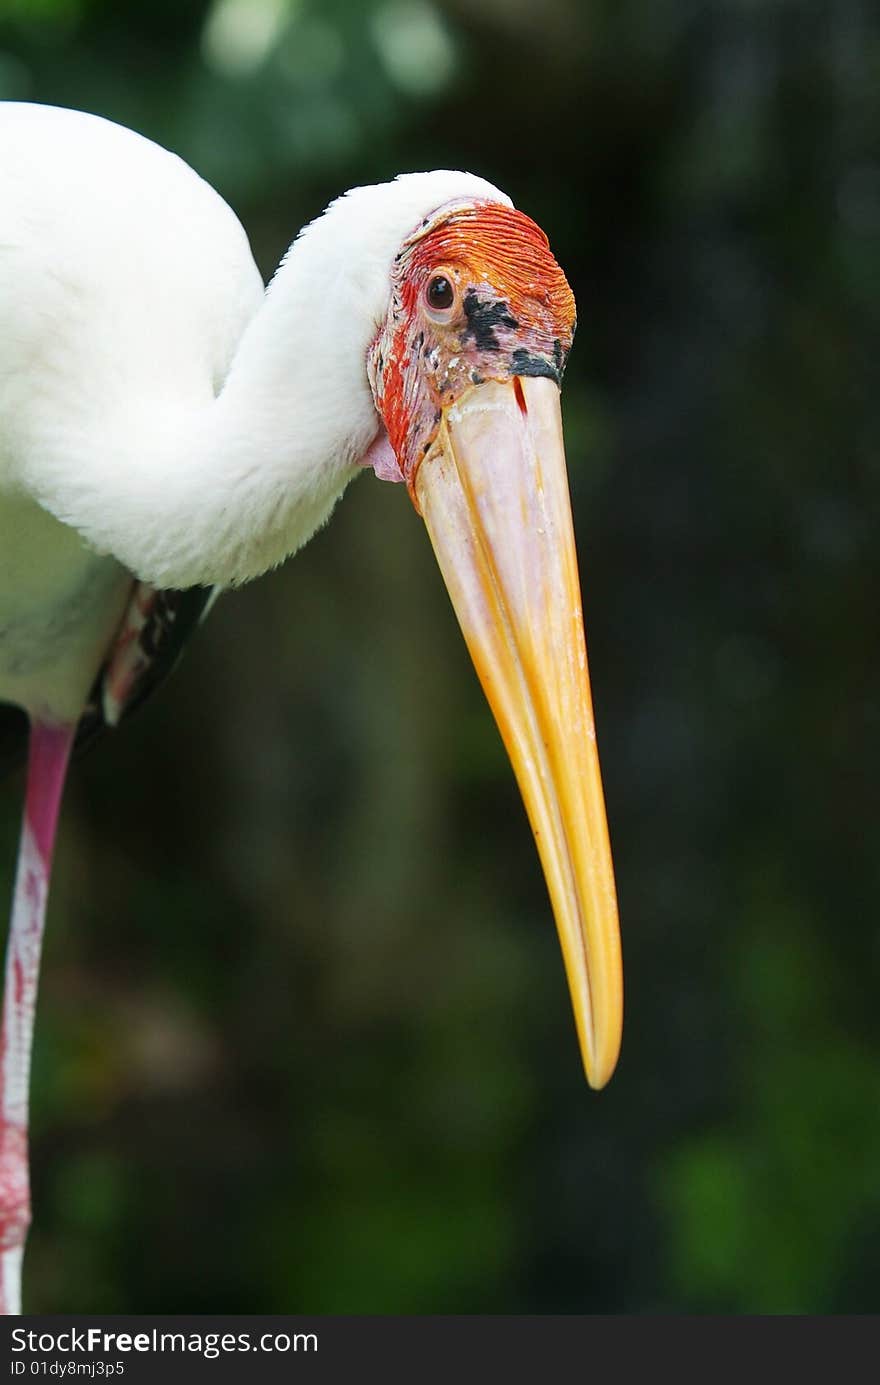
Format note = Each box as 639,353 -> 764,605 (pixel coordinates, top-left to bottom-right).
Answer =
415,375 -> 622,1088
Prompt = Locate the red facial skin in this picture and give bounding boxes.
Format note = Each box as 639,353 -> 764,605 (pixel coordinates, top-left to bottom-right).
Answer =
368,201 -> 577,504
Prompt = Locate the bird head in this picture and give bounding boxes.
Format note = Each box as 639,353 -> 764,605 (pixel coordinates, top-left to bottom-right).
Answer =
365,192 -> 622,1090
368,199 -> 575,492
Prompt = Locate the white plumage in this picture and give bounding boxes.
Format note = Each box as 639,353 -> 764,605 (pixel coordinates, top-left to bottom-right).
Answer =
0,101 -> 507,716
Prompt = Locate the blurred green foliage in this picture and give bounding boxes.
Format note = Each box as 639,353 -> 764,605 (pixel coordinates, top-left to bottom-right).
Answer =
1,0 -> 878,1312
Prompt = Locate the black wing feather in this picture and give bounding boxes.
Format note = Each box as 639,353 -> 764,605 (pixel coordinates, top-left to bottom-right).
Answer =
0,585 -> 217,780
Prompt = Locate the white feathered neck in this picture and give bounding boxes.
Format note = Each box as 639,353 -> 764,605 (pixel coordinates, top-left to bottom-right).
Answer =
204,170 -> 511,586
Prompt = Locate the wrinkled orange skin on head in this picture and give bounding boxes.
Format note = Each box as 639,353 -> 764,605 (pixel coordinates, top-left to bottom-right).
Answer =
369,201 -> 576,495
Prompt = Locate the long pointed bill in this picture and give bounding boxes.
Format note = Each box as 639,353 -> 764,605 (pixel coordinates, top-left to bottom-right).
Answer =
414,375 -> 622,1088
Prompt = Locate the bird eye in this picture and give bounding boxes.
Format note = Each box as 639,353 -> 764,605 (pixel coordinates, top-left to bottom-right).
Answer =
424,273 -> 457,318
427,275 -> 454,309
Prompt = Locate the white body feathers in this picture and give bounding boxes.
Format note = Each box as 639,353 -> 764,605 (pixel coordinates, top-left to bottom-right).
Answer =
0,101 -> 507,717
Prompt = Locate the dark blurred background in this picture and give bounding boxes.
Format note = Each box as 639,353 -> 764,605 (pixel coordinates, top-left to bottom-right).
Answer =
1,0 -> 878,1313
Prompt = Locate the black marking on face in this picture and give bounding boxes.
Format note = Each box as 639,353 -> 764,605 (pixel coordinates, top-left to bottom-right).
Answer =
462,290 -> 519,351
552,339 -> 571,379
470,369 -> 484,385
510,348 -> 561,384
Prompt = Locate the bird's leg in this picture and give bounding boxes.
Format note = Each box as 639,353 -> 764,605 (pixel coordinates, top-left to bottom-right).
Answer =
0,719 -> 74,1315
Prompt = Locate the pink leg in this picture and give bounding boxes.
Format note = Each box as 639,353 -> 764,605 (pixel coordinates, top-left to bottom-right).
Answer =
0,720 -> 74,1315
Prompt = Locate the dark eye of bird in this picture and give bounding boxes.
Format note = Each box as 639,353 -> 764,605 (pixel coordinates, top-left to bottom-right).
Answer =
427,275 -> 454,311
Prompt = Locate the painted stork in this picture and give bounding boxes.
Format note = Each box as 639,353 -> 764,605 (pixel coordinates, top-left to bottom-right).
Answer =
0,101 -> 622,1313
